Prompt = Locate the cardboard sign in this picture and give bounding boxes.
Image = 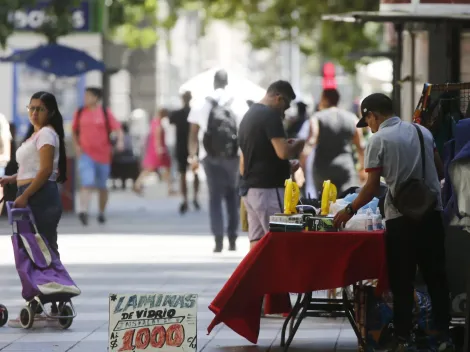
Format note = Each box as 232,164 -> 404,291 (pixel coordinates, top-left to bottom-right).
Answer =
109,293 -> 198,352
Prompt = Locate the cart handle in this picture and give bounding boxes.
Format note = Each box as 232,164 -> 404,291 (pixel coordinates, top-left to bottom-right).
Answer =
6,201 -> 36,225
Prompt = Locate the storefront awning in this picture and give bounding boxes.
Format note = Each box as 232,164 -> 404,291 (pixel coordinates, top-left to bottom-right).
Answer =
322,11 -> 470,24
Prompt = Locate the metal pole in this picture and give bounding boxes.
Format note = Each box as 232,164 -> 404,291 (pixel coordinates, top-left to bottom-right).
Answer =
101,1 -> 110,108
410,30 -> 416,118
394,23 -> 404,117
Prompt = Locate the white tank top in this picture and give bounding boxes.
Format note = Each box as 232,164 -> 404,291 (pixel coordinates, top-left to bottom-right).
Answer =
16,126 -> 60,181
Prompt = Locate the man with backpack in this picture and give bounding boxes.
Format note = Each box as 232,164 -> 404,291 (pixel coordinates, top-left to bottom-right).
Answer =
187,70 -> 249,252
72,87 -> 124,226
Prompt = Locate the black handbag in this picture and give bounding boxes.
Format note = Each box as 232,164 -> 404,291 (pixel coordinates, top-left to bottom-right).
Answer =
390,124 -> 437,221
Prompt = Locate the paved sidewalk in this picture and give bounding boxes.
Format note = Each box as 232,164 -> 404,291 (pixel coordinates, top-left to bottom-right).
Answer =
0,181 -> 359,351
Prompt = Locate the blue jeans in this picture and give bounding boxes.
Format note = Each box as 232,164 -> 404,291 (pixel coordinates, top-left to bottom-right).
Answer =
17,181 -> 62,255
78,153 -> 110,189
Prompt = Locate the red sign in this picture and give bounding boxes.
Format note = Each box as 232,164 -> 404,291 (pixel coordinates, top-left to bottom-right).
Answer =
322,62 -> 337,89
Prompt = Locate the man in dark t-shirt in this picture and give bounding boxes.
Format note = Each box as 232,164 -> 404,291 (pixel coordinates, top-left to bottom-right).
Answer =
169,91 -> 200,214
239,80 -> 304,249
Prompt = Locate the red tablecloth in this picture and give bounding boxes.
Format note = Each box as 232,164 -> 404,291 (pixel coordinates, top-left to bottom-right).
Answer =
207,230 -> 388,344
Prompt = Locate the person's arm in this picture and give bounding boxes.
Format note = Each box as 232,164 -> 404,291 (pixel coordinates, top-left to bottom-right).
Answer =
267,111 -> 305,160
350,170 -> 381,212
300,116 -> 319,160
271,138 -> 305,160
21,131 -> 56,199
154,121 -> 164,154
71,111 -> 80,154
187,101 -> 208,160
351,135 -> 384,212
188,124 -> 199,159
108,109 -> 124,149
239,152 -> 244,176
0,130 -> 11,164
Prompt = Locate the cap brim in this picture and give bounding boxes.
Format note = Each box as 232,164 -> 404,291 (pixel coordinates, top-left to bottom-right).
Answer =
356,116 -> 368,128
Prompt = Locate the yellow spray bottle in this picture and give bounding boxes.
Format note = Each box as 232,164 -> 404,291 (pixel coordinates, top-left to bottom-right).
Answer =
321,180 -> 338,216
284,177 -> 300,214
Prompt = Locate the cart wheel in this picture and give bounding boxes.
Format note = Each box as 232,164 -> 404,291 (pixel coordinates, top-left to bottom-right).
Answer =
20,306 -> 34,329
0,304 -> 8,327
58,305 -> 73,330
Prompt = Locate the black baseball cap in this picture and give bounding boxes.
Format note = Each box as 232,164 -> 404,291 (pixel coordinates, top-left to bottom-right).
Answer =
357,93 -> 394,128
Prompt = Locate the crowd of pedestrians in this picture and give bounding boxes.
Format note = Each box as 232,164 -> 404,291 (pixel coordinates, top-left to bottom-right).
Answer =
0,71 -> 456,351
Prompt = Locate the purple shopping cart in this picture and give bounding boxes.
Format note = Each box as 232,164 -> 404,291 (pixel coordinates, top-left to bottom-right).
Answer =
6,201 -> 80,329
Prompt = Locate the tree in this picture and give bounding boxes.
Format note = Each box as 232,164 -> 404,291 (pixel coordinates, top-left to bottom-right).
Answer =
176,0 -> 381,73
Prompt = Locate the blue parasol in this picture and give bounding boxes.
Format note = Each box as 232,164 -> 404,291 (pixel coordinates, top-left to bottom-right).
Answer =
0,44 -> 105,77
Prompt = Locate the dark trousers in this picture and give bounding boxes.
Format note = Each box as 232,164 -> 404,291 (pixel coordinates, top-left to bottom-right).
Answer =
202,157 -> 239,239
17,181 -> 62,256
385,211 -> 450,338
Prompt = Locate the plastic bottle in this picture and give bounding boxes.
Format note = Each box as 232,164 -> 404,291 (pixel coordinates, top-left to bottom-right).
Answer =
366,209 -> 374,231
375,208 -> 384,230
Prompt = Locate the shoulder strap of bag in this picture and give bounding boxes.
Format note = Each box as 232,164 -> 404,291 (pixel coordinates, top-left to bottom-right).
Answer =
102,105 -> 112,145
276,188 -> 283,213
412,123 -> 426,180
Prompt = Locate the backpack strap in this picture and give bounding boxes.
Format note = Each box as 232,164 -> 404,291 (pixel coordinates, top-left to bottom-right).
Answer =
102,105 -> 113,145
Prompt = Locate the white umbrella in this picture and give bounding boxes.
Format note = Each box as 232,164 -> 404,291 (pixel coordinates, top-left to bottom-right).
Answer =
179,67 -> 266,104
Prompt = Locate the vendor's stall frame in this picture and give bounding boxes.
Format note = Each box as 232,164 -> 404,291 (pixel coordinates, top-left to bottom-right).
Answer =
281,284 -> 371,352
322,11 -> 470,122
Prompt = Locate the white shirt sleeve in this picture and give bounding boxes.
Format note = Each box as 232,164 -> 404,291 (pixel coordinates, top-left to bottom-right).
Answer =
36,127 -> 58,150
231,98 -> 249,126
188,99 -> 212,133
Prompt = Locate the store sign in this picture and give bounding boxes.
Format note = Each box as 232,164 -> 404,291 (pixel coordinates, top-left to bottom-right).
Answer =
9,0 -> 90,32
108,293 -> 198,352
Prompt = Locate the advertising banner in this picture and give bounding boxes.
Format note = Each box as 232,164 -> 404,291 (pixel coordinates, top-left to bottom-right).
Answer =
8,0 -> 91,32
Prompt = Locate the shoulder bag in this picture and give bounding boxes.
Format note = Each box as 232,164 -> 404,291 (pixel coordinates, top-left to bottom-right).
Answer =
390,124 -> 437,221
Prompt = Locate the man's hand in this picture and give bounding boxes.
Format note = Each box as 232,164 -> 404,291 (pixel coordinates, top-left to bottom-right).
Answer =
333,208 -> 354,229
115,140 -> 125,152
288,138 -> 306,155
294,167 -> 305,187
190,160 -> 199,172
188,155 -> 199,172
289,159 -> 300,174
75,145 -> 81,158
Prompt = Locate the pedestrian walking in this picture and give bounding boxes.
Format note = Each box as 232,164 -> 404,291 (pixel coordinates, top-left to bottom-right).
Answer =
187,70 -> 248,252
72,87 -> 125,226
134,108 -> 173,195
170,91 -> 200,213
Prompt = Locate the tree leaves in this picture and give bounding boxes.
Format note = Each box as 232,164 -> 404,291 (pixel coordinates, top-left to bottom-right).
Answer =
185,0 -> 381,73
0,0 -> 382,69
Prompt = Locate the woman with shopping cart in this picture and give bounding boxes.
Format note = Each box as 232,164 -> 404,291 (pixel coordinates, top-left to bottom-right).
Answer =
1,91 -> 72,328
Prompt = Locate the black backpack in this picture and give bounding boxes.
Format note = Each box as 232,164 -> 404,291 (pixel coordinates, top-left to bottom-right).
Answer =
75,106 -> 115,145
202,97 -> 238,158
